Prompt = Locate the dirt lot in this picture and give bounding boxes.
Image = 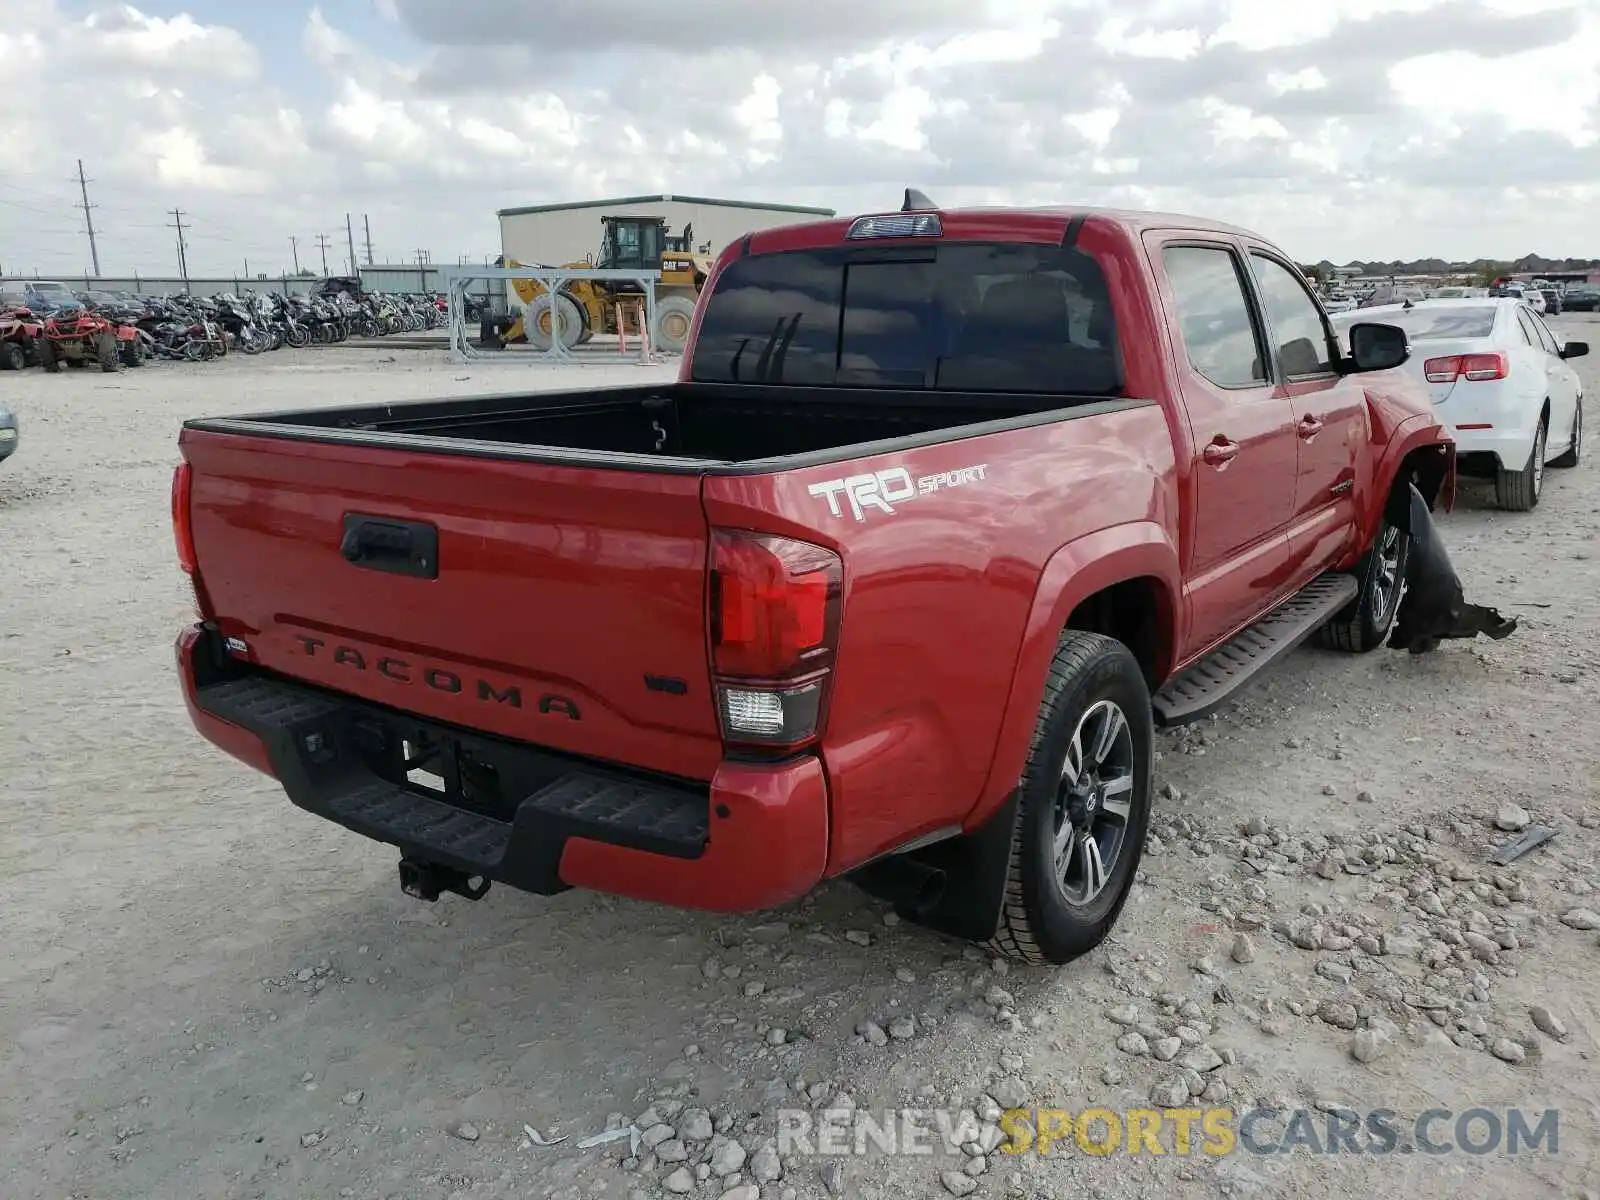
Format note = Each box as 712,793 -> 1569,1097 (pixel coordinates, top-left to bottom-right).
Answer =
2,327 -> 1598,1200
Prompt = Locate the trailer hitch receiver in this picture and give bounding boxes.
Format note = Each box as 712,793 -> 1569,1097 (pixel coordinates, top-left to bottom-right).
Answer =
398,857 -> 492,902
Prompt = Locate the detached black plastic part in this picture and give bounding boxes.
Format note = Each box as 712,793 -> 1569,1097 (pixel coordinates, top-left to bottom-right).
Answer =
1388,483 -> 1519,653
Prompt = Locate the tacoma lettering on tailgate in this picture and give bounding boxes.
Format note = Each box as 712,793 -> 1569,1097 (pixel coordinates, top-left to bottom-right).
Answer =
289,634 -> 581,718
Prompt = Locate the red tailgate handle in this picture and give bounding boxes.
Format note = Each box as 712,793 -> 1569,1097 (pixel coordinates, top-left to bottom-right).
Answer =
1202,437 -> 1240,466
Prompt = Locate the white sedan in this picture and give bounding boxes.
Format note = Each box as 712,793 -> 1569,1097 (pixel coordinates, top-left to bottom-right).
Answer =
1333,298 -> 1586,510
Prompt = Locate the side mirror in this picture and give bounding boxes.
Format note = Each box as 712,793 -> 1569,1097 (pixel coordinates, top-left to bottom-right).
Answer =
1343,322 -> 1410,373
1559,340 -> 1589,360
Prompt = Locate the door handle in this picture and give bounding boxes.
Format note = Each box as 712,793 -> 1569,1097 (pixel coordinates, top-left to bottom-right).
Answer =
340,513 -> 439,579
1298,415 -> 1324,439
1202,438 -> 1240,466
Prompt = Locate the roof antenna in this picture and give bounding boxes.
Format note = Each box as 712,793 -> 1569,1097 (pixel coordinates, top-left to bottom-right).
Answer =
902,188 -> 936,211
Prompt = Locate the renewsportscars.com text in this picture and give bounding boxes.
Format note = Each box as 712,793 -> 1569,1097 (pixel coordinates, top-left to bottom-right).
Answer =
776,1105 -> 1561,1158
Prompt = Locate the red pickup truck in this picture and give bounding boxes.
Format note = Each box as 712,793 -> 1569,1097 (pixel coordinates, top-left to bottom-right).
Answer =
173,195 -> 1454,966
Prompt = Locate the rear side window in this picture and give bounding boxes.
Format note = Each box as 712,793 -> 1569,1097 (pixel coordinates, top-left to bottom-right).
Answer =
1249,253 -> 1335,376
1529,313 -> 1560,354
690,243 -> 1122,396
1161,245 -> 1267,389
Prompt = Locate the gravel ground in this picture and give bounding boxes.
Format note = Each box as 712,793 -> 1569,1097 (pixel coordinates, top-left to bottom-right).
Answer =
2,325 -> 1598,1200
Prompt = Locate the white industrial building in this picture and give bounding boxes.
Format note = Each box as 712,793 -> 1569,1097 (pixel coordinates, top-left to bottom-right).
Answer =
496,193 -> 836,267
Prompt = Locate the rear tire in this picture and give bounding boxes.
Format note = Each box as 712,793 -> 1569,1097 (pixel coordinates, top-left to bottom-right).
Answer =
97,332 -> 120,372
524,293 -> 583,352
0,342 -> 23,371
987,631 -> 1153,966
1316,516 -> 1409,652
1494,418 -> 1546,511
1551,400 -> 1582,468
654,295 -> 697,354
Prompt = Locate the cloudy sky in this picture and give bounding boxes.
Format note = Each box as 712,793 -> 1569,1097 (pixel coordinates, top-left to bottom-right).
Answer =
1,0 -> 1596,280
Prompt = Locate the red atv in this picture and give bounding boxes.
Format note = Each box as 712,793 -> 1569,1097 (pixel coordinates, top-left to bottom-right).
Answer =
37,304 -> 139,373
0,306 -> 42,370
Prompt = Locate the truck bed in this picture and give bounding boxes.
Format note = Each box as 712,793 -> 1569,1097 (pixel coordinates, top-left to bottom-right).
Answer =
185,382 -> 1121,471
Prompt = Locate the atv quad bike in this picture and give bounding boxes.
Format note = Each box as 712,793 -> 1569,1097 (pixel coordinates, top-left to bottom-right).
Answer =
0,306 -> 42,371
37,305 -> 137,373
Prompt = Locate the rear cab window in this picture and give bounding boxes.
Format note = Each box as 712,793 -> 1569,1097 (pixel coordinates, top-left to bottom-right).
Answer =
690,242 -> 1123,397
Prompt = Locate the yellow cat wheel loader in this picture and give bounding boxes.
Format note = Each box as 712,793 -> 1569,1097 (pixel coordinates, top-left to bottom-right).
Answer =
483,215 -> 713,354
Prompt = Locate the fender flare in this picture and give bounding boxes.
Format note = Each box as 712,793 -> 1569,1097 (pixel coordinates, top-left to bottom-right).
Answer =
1361,418 -> 1455,551
966,522 -> 1181,829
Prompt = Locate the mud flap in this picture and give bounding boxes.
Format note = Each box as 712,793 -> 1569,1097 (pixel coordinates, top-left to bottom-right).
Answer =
1387,483 -> 1519,654
848,792 -> 1019,942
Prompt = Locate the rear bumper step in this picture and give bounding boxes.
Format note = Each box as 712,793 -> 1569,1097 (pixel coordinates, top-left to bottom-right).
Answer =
1153,573 -> 1359,727
194,672 -> 711,895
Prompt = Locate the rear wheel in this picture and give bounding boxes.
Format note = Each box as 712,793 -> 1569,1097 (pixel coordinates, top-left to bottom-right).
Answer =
1316,517 -> 1409,652
988,631 -> 1153,965
654,295 -> 697,354
97,331 -> 121,372
524,293 -> 583,351
39,338 -> 60,372
0,342 -> 23,371
1551,400 -> 1582,468
1494,417 -> 1546,511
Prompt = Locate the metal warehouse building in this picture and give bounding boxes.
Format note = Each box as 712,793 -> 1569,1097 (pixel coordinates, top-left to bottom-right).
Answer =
496,193 -> 836,268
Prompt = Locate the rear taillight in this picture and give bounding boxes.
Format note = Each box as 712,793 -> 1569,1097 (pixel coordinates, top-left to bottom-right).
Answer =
1423,352 -> 1509,383
171,462 -> 196,575
709,529 -> 842,753
171,461 -> 210,618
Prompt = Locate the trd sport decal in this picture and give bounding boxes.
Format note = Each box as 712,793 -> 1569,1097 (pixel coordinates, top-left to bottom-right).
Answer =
807,465 -> 989,521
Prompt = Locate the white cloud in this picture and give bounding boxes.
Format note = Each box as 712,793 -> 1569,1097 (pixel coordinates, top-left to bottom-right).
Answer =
0,0 -> 1596,280
78,5 -> 259,79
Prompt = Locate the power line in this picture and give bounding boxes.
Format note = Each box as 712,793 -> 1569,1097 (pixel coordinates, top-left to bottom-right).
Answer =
314,233 -> 331,275
75,159 -> 101,277
168,208 -> 190,293
363,214 -> 374,266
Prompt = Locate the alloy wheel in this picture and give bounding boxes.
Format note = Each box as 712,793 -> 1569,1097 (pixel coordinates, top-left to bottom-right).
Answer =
1051,700 -> 1136,906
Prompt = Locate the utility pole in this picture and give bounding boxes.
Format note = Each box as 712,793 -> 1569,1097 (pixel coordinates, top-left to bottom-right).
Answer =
75,159 -> 101,278
362,214 -> 374,266
289,235 -> 301,274
168,208 -> 190,293
315,233 -> 331,275
345,213 -> 359,276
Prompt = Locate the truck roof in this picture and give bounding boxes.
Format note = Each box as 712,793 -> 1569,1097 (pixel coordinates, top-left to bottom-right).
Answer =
746,203 -> 1265,254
